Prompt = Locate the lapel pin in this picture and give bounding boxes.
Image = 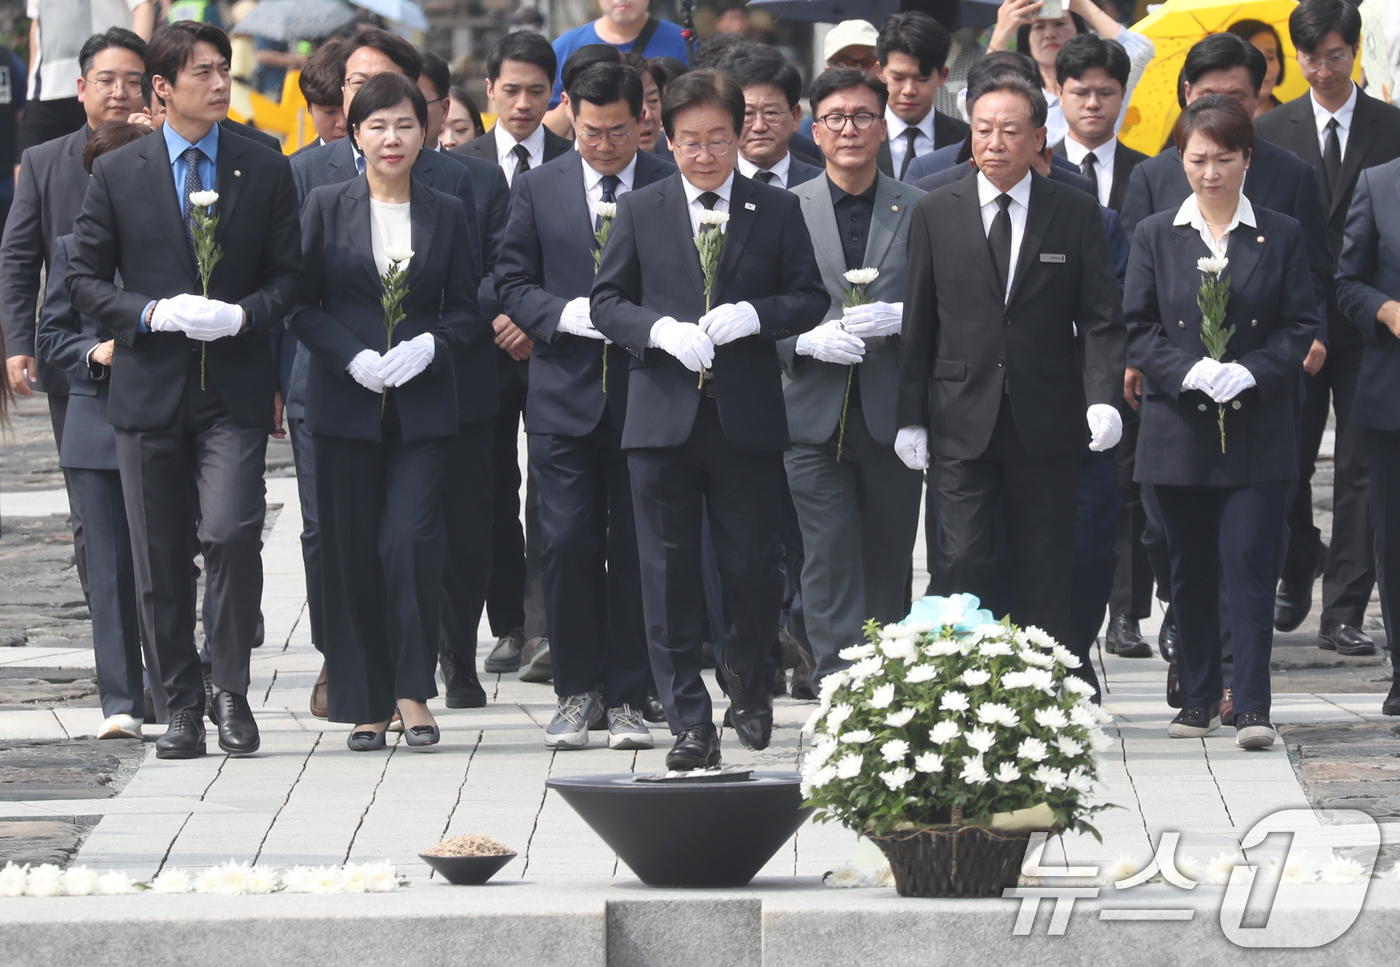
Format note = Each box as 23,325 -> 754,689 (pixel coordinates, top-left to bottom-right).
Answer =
234,170 -> 242,177
1256,235 -> 1264,243
744,202 -> 756,210
892,205 -> 899,212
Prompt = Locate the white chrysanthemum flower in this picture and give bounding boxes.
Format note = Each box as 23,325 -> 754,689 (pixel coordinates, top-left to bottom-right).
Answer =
281,867 -> 316,894
363,861 -> 398,893
802,705 -> 826,734
884,707 -> 916,728
1320,857 -> 1367,884
309,866 -> 343,894
1066,768 -> 1095,795
839,643 -> 876,661
805,736 -> 838,770
826,703 -> 854,730
194,868 -> 221,894
874,864 -> 894,887
1000,670 -> 1031,690
697,209 -> 730,228
993,761 -> 1021,783
928,720 -> 961,745
1050,644 -> 1082,668
187,190 -> 219,208
1197,255 -> 1228,275
880,738 -> 911,762
961,756 -> 990,784
594,201 -> 617,220
835,755 -> 863,779
978,639 -> 1014,657
870,683 -> 896,709
97,871 -> 135,895
1091,703 -> 1113,724
965,727 -> 996,753
906,664 -> 937,683
878,623 -> 914,640
1069,705 -> 1098,728
809,765 -> 838,789
840,729 -> 874,744
1035,707 -> 1070,730
0,863 -> 27,897
976,702 -> 1019,728
1054,735 -> 1084,757
60,867 -> 99,896
925,639 -> 961,657
825,862 -> 867,888
1108,856 -> 1144,885
880,638 -> 919,664
205,860 -> 253,895
151,870 -> 192,894
879,767 -> 914,790
1022,626 -> 1056,648
1022,667 -> 1057,693
382,244 -> 414,265
903,620 -> 935,634
1031,765 -> 1068,791
1280,859 -> 1313,884
1202,853 -> 1240,886
961,669 -> 991,687
939,691 -> 969,712
1087,726 -> 1115,752
1063,676 -> 1096,697
843,267 -> 880,286
914,751 -> 945,773
1019,648 -> 1055,668
847,655 -> 884,682
339,865 -> 370,894
247,867 -> 276,895
25,864 -> 63,897
1017,737 -> 1050,762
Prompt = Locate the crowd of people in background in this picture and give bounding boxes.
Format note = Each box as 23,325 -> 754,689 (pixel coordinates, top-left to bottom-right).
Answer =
3,0 -> 1400,772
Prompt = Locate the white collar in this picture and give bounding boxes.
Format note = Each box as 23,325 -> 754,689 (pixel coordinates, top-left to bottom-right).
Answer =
736,151 -> 790,183
976,169 -> 1032,209
583,152 -> 639,190
1173,191 -> 1256,233
885,105 -> 935,142
497,123 -> 546,158
1063,135 -> 1117,168
1311,82 -> 1358,133
682,170 -> 735,205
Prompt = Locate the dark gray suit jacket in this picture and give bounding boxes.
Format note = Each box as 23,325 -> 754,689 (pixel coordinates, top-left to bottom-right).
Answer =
1051,138 -> 1149,213
434,143 -> 512,323
1336,158 -> 1400,432
780,173 -> 921,447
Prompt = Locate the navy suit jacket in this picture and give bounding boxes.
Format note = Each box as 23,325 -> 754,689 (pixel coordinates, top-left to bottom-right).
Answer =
785,155 -> 823,187
591,172 -> 830,451
496,150 -> 674,438
1335,158 -> 1400,432
908,141 -> 1080,187
1125,207 -> 1314,486
435,145 -> 512,324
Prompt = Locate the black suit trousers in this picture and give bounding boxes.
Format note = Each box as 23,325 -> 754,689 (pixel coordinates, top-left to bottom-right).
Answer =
315,412 -> 449,725
1365,427 -> 1400,660
1111,404 -> 1154,617
488,363 -> 545,639
930,400 -> 1079,650
627,399 -> 784,733
529,410 -> 649,708
46,391 -> 88,598
285,416 -> 323,650
439,418 -> 494,663
114,356 -> 267,715
1068,449 -> 1118,700
1155,481 -> 1288,718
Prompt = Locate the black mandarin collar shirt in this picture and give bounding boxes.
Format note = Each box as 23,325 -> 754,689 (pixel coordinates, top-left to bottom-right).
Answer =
827,173 -> 879,273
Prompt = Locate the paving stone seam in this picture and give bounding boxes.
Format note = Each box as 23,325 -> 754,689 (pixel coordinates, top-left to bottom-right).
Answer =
425,729 -> 484,882
341,737 -> 399,866
252,731 -> 321,866
153,749 -> 232,877
1108,720 -> 1154,855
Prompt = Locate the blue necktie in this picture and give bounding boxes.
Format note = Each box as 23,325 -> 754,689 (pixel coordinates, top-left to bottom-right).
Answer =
182,146 -> 204,246
596,174 -> 619,231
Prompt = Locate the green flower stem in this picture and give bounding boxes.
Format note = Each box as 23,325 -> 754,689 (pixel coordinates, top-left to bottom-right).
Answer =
1197,268 -> 1234,454
836,283 -> 869,462
190,206 -> 223,391
379,259 -> 410,416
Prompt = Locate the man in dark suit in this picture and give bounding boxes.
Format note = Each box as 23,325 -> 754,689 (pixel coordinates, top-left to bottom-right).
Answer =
496,63 -> 673,750
66,22 -> 302,759
456,30 -> 571,680
1335,158 -> 1400,716
1257,0 -> 1400,654
719,45 -> 822,189
875,11 -> 970,181
895,73 -> 1125,654
592,70 -> 829,769
295,38 -> 350,153
1,28 -> 148,603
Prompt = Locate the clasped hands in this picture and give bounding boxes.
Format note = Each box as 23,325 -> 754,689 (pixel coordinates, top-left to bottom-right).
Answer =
1181,357 -> 1256,403
795,302 -> 903,365
347,333 -> 436,393
649,301 -> 761,373
148,293 -> 244,341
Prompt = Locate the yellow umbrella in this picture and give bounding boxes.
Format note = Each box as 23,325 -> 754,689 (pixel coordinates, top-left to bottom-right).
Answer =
1119,0 -> 1360,155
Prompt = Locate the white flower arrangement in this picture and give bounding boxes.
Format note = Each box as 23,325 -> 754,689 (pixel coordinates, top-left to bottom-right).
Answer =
0,860 -> 403,896
800,596 -> 1113,838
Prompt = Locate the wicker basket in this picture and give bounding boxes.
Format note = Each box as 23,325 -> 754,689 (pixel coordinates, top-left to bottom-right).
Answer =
870,824 -> 1035,897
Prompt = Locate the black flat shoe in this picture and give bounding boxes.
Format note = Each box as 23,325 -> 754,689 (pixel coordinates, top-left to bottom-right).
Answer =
211,688 -> 261,755
440,651 -> 487,708
1157,605 -> 1178,662
347,729 -> 387,751
1318,625 -> 1376,656
156,709 -> 207,759
666,723 -> 721,771
1273,580 -> 1313,633
404,724 -> 440,748
1105,613 -> 1152,657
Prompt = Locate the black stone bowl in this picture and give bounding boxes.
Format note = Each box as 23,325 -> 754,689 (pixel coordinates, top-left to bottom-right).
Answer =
418,851 -> 517,885
546,771 -> 813,887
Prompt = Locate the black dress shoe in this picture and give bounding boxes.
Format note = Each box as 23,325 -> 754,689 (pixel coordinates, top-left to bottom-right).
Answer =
666,723 -> 721,771
439,651 -> 487,708
1105,614 -> 1152,657
790,660 -> 817,701
211,689 -> 260,755
252,613 -> 265,648
203,665 -> 217,724
1166,657 -> 1182,709
718,655 -> 773,751
156,710 -> 207,759
1273,580 -> 1313,633
642,690 -> 666,724
347,729 -> 387,752
1318,624 -> 1376,656
1157,606 -> 1179,662
1383,675 -> 1400,716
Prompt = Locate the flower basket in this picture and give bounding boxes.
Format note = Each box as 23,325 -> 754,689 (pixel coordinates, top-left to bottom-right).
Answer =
871,824 -> 1036,897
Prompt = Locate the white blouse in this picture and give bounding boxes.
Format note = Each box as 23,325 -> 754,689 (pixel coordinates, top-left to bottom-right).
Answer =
369,198 -> 411,276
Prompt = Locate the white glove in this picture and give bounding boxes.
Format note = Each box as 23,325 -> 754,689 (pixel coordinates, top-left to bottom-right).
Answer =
556,297 -> 606,340
795,320 -> 866,365
148,294 -> 208,333
1180,357 -> 1222,394
894,425 -> 929,471
347,349 -> 385,393
1086,403 -> 1123,452
698,301 -> 761,346
841,301 -> 903,338
380,332 -> 436,387
1207,361 -> 1256,403
162,295 -> 244,341
649,317 -> 714,373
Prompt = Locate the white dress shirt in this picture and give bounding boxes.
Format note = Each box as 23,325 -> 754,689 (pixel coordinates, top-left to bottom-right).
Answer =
495,124 -> 547,186
1311,81 -> 1358,157
1063,136 -> 1118,209
736,151 -> 791,188
976,169 -> 1032,302
583,153 -> 638,224
369,199 -> 412,276
886,107 -> 937,176
682,170 -> 733,236
1172,191 -> 1257,260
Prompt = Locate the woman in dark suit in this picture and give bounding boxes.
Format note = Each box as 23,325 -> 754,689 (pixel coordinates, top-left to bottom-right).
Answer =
291,73 -> 481,750
1125,95 -> 1315,750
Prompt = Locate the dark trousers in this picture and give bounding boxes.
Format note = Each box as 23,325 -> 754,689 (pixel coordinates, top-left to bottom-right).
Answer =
488,365 -> 544,639
1365,427 -> 1400,660
1111,404 -> 1153,618
439,419 -> 494,665
68,467 -> 147,719
628,399 -> 784,733
529,410 -> 649,708
113,362 -> 267,715
1285,332 -> 1373,628
930,400 -> 1079,650
285,416 -> 322,649
314,418 -> 450,725
16,97 -> 85,155
46,392 -> 88,597
1155,480 -> 1289,717
1068,448 -> 1120,700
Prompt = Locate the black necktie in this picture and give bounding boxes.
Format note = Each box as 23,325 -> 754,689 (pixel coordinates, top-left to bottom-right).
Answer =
989,193 -> 1013,295
182,146 -> 204,248
698,190 -> 720,235
754,169 -> 777,185
898,127 -> 920,181
512,143 -> 531,176
596,174 -> 619,231
1081,151 -> 1100,202
1322,117 -> 1342,201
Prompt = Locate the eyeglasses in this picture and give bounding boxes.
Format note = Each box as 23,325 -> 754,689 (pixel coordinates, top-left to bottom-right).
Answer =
1297,49 -> 1354,72
744,108 -> 792,127
90,75 -> 143,96
816,112 -> 880,132
344,74 -> 370,94
675,138 -> 733,158
832,57 -> 879,71
577,125 -> 635,146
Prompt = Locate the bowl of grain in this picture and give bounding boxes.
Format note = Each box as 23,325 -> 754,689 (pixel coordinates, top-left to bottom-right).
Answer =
419,835 -> 517,885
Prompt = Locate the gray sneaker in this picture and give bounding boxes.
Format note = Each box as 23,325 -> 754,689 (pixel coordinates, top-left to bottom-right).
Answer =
545,692 -> 600,750
607,704 -> 654,750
